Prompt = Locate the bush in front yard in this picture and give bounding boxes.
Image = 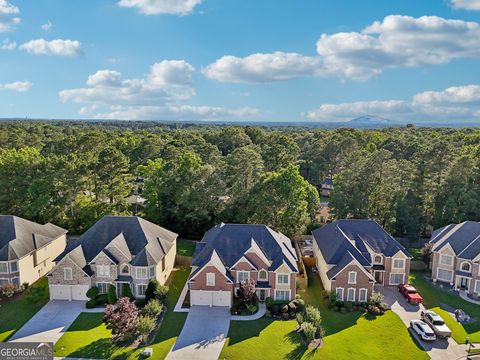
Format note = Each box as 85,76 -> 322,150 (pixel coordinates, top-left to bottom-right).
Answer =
304,305 -> 322,329
96,294 -> 108,305
247,304 -> 258,315
136,315 -> 156,342
86,286 -> 99,300
142,299 -> 163,318
0,284 -> 17,298
107,284 -> 117,305
145,279 -> 169,303
86,299 -> 97,309
155,284 -> 169,303
104,297 -> 139,343
121,284 -> 135,300
302,322 -> 316,342
367,292 -> 387,315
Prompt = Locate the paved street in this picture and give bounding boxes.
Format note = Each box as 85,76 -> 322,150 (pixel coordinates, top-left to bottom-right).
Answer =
166,306 -> 231,360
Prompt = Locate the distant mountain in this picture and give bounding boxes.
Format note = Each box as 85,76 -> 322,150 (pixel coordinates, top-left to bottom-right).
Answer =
346,115 -> 404,128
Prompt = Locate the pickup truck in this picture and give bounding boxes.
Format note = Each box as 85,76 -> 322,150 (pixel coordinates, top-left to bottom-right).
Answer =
421,310 -> 452,338
397,284 -> 423,304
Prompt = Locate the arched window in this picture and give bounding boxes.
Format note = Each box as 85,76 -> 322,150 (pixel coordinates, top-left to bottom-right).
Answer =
374,255 -> 382,264
121,265 -> 130,274
461,262 -> 471,272
258,269 -> 268,281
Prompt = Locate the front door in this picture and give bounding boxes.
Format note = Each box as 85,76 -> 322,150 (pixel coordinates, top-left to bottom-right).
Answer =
460,277 -> 469,290
374,271 -> 384,285
259,289 -> 266,301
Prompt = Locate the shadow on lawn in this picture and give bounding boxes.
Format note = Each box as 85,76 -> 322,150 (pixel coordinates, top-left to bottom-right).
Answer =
227,319 -> 273,346
283,330 -> 308,360
67,339 -> 126,359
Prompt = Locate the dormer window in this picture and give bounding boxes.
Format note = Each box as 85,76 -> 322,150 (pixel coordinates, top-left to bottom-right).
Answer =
258,269 -> 268,281
374,255 -> 382,264
461,262 -> 471,273
121,265 -> 130,274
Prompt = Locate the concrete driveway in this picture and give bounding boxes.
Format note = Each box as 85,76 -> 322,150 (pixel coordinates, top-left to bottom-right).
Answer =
381,287 -> 466,360
9,300 -> 102,344
166,306 -> 231,360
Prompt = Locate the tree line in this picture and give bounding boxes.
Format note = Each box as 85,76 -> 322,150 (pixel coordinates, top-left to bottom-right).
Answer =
0,121 -> 478,239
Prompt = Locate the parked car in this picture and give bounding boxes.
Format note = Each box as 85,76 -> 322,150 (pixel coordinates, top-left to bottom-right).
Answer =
397,284 -> 423,304
421,310 -> 452,338
410,320 -> 436,341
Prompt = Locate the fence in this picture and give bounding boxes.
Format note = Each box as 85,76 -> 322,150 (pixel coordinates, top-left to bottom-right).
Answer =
175,255 -> 192,267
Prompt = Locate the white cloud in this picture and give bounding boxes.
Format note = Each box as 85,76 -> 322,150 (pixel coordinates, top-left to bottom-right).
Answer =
203,52 -> 322,83
1,38 -> 15,49
41,20 -> 52,31
59,60 -> 258,121
117,0 -> 202,15
205,15 -> 480,82
20,39 -> 82,57
0,81 -> 32,92
0,0 -> 20,32
451,0 -> 480,10
305,84 -> 480,121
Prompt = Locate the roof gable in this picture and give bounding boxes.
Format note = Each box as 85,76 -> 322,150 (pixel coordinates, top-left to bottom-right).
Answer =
432,221 -> 480,259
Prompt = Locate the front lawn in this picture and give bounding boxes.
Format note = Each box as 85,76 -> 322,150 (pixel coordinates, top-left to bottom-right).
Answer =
176,239 -> 197,257
53,267 -> 190,360
221,267 -> 428,360
410,271 -> 480,343
0,277 -> 49,341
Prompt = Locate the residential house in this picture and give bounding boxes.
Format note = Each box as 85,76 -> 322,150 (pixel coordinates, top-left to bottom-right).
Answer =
0,215 -> 67,286
320,177 -> 334,197
48,216 -> 177,301
312,219 -> 411,302
430,221 -> 480,296
188,223 -> 299,307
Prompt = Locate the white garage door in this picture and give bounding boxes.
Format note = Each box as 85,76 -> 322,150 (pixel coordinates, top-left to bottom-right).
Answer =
190,290 -> 231,307
49,285 -> 89,301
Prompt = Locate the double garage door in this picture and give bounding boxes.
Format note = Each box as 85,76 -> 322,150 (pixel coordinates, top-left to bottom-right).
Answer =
190,290 -> 231,307
49,285 -> 90,301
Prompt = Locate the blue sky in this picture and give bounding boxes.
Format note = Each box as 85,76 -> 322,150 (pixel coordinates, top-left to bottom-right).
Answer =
1,0 -> 480,122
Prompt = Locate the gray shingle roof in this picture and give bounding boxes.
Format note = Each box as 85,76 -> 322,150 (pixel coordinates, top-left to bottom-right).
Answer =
55,216 -> 177,270
0,215 -> 67,261
431,221 -> 480,260
192,223 -> 298,275
313,219 -> 410,279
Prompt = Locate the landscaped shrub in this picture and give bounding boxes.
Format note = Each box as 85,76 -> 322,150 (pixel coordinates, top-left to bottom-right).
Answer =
296,312 -> 304,325
0,284 -> 17,298
328,291 -> 338,306
292,296 -> 305,312
155,285 -> 169,303
107,284 -> 117,305
344,301 -> 354,312
86,299 -> 97,308
122,284 -> 135,300
367,292 -> 387,315
145,279 -> 160,302
96,293 -> 108,305
136,315 -> 156,342
142,299 -> 163,318
271,303 -> 281,315
86,286 -> 99,300
104,297 -> 139,343
247,304 -> 258,315
304,305 -> 322,329
281,304 -> 289,314
302,322 -> 316,342
266,297 -> 274,308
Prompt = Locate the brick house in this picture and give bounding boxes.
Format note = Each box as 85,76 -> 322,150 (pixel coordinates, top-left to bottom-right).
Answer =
188,223 -> 298,307
48,216 -> 177,301
0,215 -> 67,287
312,219 -> 411,302
430,221 -> 480,296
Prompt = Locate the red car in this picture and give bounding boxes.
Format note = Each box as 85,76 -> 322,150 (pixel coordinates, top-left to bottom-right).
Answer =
398,284 -> 423,304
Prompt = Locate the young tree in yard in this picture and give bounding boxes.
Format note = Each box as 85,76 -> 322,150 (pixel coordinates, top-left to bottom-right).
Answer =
236,279 -> 257,306
103,297 -> 139,343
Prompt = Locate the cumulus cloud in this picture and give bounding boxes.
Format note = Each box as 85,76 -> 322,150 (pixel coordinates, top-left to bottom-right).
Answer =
1,38 -> 15,49
20,39 -> 82,57
451,0 -> 480,10
117,0 -> 202,15
305,84 -> 480,121
41,20 -> 52,31
205,15 -> 480,82
60,60 -> 259,121
0,0 -> 20,32
0,81 -> 32,92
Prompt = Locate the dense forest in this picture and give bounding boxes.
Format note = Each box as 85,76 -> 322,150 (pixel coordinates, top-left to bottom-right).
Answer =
0,121 -> 479,240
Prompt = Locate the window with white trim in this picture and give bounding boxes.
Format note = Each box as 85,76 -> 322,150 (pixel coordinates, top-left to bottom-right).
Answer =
0,279 -> 9,285
258,269 -> 268,281
348,271 -> 357,284
137,284 -> 147,297
347,288 -> 355,302
475,280 -> 480,294
9,261 -> 18,273
237,271 -> 250,283
97,265 -> 110,277
393,259 -> 404,269
136,267 -> 148,279
121,265 -> 129,274
64,267 -> 73,281
275,290 -> 290,301
461,262 -> 471,272
359,288 -> 368,302
335,287 -> 344,301
206,272 -> 215,286
389,273 -> 404,285
437,268 -> 453,282
374,255 -> 382,264
440,254 -> 453,266
0,262 -> 8,274
97,282 -> 109,294
149,266 -> 155,278
276,273 -> 289,285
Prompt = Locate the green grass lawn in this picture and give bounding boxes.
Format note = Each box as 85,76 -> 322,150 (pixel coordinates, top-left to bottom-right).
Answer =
53,267 -> 190,360
0,277 -> 49,341
410,271 -> 480,343
176,239 -> 197,257
221,267 -> 428,360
